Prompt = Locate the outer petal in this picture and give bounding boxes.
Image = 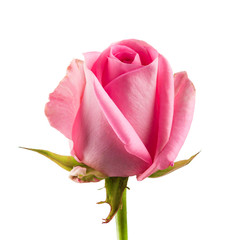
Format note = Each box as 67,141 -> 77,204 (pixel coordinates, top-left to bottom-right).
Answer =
104,58 -> 158,157
138,72 -> 195,180
45,60 -> 86,139
83,52 -> 101,70
155,54 -> 175,155
72,64 -> 152,177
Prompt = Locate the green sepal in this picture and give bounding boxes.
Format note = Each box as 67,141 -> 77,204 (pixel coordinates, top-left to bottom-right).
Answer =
20,147 -> 83,171
149,152 -> 200,178
98,177 -> 128,224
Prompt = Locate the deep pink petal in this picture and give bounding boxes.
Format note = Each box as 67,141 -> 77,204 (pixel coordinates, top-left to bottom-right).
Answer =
102,56 -> 142,86
45,60 -> 85,139
100,45 -> 142,86
91,48 -> 111,83
137,72 -> 195,180
110,45 -> 141,64
104,58 -> 159,157
72,65 -> 151,177
118,39 -> 158,65
155,54 -> 175,155
90,39 -> 158,84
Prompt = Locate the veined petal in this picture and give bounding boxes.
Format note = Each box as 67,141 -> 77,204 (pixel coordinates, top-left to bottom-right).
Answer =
137,72 -> 195,180
91,68 -> 152,165
72,64 -> 151,177
104,58 -> 158,157
45,60 -> 86,139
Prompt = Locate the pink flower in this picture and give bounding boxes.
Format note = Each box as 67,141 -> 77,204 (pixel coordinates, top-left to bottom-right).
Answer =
45,39 -> 195,181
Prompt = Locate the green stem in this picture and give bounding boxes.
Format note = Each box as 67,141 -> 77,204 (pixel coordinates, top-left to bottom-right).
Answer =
116,188 -> 128,240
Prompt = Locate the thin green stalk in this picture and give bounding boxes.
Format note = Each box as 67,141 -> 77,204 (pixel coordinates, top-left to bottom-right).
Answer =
116,189 -> 128,240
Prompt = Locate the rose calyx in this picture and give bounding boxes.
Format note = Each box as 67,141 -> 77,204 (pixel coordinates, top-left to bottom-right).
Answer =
20,147 -> 106,183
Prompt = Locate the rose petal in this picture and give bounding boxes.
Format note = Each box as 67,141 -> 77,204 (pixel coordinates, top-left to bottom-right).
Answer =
155,54 -> 175,154
104,58 -> 158,157
111,45 -> 140,64
90,39 -> 158,84
102,56 -> 142,86
91,48 -> 111,84
92,69 -> 152,165
118,39 -> 158,65
72,64 -> 151,177
99,45 -> 142,86
83,52 -> 101,70
137,72 -> 195,180
45,60 -> 86,139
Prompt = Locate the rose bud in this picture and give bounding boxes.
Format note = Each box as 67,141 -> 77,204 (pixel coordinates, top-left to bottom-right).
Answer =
45,39 -> 196,181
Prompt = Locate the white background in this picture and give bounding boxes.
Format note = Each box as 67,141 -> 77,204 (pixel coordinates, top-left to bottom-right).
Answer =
1,0 -> 240,239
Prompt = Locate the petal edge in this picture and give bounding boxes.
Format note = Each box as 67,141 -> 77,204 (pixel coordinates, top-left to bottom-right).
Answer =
138,72 -> 195,180
45,60 -> 86,139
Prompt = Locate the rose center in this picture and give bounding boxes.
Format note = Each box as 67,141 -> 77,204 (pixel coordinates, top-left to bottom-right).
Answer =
114,52 -> 135,64
111,45 -> 138,64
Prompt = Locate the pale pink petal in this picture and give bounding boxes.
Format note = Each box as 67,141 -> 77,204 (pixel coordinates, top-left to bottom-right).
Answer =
72,64 -> 151,177
45,60 -> 86,139
70,166 -> 87,177
137,72 -> 195,180
83,52 -> 101,70
155,54 -> 175,154
104,58 -> 159,157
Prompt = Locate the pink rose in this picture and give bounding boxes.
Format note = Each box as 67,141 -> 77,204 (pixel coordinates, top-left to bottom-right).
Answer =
45,39 -> 195,181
